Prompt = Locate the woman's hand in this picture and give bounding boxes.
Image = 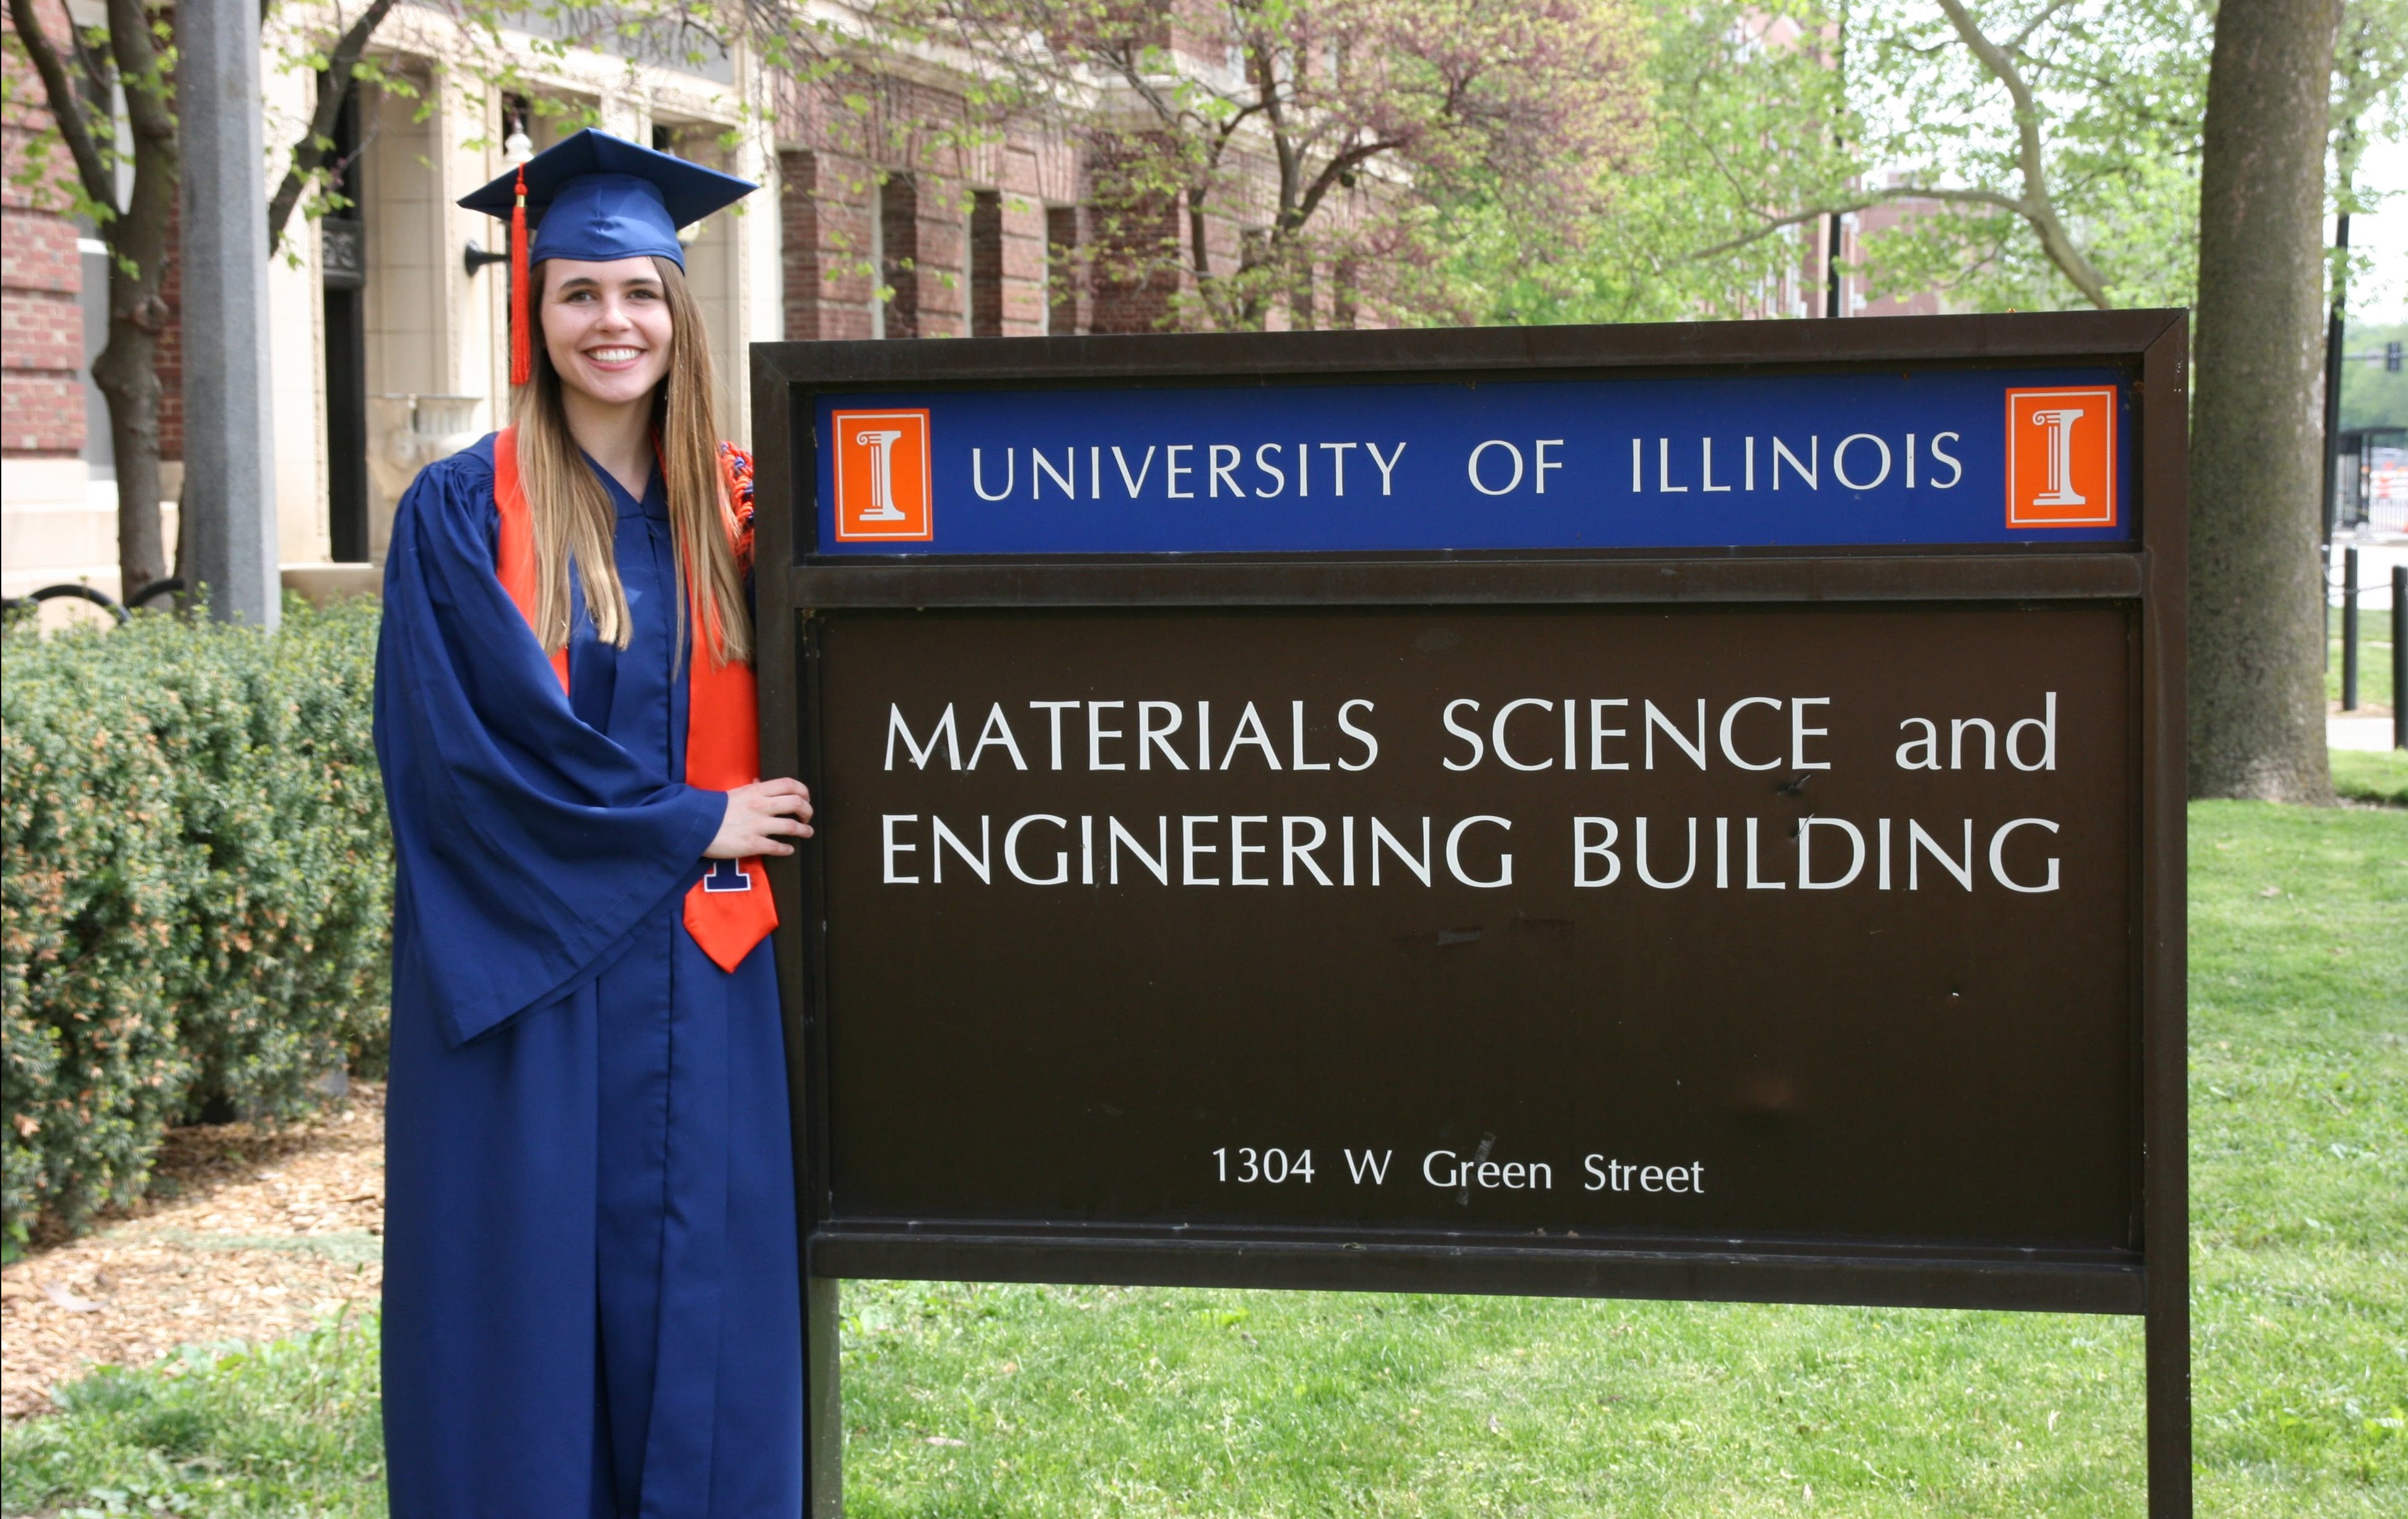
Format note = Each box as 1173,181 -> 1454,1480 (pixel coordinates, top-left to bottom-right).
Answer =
707,777 -> 814,859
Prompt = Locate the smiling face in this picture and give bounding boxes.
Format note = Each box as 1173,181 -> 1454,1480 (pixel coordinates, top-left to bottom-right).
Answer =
537,256 -> 676,408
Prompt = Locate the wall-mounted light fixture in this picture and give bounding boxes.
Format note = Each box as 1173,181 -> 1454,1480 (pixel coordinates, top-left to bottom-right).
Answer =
465,122 -> 537,278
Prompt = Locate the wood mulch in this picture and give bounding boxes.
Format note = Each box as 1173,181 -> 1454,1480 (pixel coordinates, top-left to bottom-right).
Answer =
0,1085 -> 387,1421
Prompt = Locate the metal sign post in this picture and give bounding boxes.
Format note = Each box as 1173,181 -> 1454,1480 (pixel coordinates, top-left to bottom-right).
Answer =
751,312 -> 2191,1517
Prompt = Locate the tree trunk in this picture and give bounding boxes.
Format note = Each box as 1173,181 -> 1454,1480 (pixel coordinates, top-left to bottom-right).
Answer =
2188,0 -> 2342,802
92,309 -> 168,596
94,156 -> 176,596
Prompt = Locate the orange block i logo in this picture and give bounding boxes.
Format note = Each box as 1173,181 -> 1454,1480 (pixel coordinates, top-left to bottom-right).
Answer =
831,409 -> 933,541
2004,387 -> 2116,528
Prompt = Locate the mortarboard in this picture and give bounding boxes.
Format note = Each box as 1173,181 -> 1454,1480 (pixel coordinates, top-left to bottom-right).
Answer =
460,129 -> 756,385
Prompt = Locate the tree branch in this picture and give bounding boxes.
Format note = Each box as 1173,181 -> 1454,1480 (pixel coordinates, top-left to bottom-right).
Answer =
1675,113 -> 1786,224
1882,183 -> 2027,214
1931,0 -> 2111,307
6,0 -> 116,212
106,0 -> 173,145
66,11 -> 117,131
1101,46 -> 1177,125
1681,183 -> 2020,266
267,0 -> 403,250
1250,39 -> 1301,225
1684,201 -> 1873,264
2004,0 -> 2083,58
1294,138 -> 1398,227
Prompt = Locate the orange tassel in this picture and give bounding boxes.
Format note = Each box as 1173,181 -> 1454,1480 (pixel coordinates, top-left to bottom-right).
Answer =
509,165 -> 531,387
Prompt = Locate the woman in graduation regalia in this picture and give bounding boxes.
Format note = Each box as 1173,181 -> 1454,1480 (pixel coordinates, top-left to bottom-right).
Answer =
374,131 -> 812,1516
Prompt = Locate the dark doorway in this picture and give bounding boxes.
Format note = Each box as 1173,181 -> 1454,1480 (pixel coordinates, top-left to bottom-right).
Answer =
321,81 -> 370,563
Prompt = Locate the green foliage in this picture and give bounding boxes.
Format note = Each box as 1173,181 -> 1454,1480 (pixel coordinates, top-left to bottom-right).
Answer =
2332,0 -> 2408,216
1851,0 -> 2214,312
881,0 -> 1654,330
1444,0 -> 1856,324
4,803 -> 2400,1515
1457,0 -> 2408,324
1,598 -> 390,1248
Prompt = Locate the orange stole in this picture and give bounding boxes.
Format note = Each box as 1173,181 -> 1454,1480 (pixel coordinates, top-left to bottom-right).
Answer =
492,427 -> 777,973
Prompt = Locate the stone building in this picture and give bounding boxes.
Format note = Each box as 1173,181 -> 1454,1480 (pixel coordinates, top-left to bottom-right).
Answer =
2,2 -> 1914,605
1,0 -> 134,603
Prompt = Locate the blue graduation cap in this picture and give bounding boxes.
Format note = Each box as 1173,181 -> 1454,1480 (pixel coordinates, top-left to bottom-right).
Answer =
459,129 -> 756,384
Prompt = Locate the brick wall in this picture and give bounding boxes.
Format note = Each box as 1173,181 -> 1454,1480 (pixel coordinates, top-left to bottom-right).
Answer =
780,71 -> 1065,341
914,171 -> 975,339
1,214 -> 84,455
779,148 -> 876,341
992,141 -> 1054,336
1,0 -> 182,466
770,34 -> 1378,343
1084,133 -> 1186,334
2,0 -> 85,460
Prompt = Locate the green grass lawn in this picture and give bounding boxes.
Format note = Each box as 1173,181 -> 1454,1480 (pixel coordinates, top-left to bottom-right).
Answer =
1,1320 -> 385,1518
6,803 -> 2402,1518
2332,747 -> 2408,806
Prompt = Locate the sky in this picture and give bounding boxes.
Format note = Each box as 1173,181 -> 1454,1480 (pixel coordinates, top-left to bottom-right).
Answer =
2349,136 -> 2408,327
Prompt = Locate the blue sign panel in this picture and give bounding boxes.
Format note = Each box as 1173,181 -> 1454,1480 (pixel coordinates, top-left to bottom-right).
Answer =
811,367 -> 2132,555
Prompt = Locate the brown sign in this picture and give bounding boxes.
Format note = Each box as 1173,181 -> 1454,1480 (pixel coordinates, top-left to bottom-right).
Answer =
815,605 -> 2134,1250
749,311 -> 2190,1515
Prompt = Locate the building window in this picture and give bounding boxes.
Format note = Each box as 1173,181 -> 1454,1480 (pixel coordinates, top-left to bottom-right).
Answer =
969,190 -> 1003,338
868,179 -> 886,339
875,174 -> 919,339
321,76 -> 369,562
1045,205 -> 1080,337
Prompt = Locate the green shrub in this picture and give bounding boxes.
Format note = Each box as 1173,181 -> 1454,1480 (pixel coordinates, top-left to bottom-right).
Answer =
1,624 -> 196,1246
1,597 -> 390,1247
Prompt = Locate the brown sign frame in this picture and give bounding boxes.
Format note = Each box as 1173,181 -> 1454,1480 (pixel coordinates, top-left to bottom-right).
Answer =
751,310 -> 2189,1517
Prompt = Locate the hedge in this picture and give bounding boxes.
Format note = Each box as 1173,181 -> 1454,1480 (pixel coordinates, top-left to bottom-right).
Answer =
2,596 -> 390,1248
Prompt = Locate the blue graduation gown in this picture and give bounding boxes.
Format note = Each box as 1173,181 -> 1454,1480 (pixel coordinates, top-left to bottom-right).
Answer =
375,436 -> 802,1518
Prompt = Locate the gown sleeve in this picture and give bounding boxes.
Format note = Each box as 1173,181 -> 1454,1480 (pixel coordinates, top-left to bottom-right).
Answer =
373,439 -> 726,1048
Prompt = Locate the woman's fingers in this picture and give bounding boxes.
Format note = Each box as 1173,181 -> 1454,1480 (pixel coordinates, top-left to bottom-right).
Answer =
738,811 -> 813,849
705,777 -> 817,859
739,780 -> 813,818
746,797 -> 813,828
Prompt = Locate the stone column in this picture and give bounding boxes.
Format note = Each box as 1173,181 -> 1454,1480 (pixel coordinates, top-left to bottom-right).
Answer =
176,0 -> 280,629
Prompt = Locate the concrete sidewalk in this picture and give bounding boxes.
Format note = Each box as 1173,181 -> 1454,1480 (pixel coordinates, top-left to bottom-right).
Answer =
2329,714 -> 2403,751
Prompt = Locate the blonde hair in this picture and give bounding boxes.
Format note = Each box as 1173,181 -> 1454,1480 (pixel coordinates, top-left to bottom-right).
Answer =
510,255 -> 751,664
